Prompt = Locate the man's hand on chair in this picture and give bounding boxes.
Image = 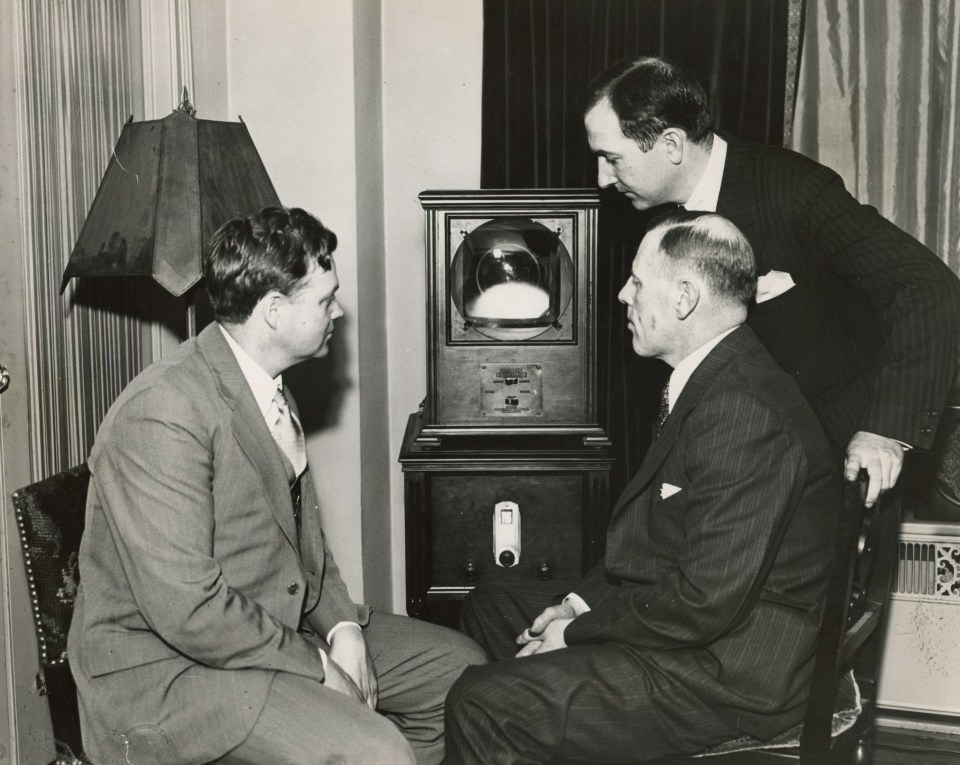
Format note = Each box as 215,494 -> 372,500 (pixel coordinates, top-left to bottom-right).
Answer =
844,431 -> 904,507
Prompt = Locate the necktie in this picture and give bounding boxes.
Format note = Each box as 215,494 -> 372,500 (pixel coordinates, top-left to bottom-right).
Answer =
656,382 -> 670,438
270,387 -> 306,481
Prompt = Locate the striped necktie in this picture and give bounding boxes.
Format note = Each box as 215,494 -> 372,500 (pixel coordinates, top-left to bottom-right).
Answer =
269,387 -> 306,481
656,382 -> 671,438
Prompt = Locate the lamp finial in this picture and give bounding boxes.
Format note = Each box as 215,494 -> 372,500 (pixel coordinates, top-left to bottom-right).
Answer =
177,87 -> 196,117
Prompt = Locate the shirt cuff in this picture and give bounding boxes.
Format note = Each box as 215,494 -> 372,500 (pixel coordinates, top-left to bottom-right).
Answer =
562,593 -> 591,616
326,621 -> 362,643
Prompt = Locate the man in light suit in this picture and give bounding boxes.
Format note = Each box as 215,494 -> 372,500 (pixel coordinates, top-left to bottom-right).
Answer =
68,207 -> 485,765
446,211 -> 841,763
583,55 -> 960,508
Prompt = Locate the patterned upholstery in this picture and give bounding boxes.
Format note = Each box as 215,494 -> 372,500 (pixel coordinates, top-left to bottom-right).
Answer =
12,463 -> 92,765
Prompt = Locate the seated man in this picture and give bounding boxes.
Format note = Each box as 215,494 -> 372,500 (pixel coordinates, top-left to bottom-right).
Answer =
446,211 -> 842,763
68,207 -> 485,765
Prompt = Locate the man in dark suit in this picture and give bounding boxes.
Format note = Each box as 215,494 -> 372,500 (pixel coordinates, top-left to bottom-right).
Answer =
583,55 -> 960,508
68,207 -> 485,765
445,211 -> 842,763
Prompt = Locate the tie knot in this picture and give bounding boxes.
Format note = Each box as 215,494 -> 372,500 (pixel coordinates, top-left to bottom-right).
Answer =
273,388 -> 289,413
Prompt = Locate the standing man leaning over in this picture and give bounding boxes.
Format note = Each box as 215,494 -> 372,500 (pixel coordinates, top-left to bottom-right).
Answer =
584,55 -> 960,507
448,212 -> 842,763
68,207 -> 485,765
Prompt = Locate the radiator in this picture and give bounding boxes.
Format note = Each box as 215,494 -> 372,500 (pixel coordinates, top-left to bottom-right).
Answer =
876,516 -> 960,717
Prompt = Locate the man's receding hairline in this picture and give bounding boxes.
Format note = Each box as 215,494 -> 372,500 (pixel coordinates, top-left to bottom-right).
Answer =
652,214 -> 743,245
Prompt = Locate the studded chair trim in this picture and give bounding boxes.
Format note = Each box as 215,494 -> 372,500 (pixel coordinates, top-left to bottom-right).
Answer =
11,463 -> 90,667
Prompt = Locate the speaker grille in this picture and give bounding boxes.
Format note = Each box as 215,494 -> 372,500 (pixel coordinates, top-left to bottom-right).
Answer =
893,540 -> 960,600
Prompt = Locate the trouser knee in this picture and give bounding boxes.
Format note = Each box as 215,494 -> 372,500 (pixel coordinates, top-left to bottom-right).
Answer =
445,665 -> 493,729
348,715 -> 417,765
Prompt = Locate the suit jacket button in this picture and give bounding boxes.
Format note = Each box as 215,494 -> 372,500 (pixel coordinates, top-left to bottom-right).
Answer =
920,426 -> 934,435
928,410 -> 939,418
287,582 -> 300,595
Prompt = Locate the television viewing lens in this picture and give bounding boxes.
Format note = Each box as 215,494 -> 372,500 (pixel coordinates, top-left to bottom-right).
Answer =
470,247 -> 549,319
449,216 -> 573,340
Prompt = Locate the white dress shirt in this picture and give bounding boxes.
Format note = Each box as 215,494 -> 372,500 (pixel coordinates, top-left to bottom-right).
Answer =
682,133 -> 727,212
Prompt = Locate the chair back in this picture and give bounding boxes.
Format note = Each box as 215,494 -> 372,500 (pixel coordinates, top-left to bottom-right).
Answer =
798,471 -> 902,762
11,463 -> 91,765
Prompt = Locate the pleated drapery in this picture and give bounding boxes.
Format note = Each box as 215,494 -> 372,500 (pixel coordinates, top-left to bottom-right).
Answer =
481,0 -> 793,497
13,0 -> 145,478
792,0 -> 960,274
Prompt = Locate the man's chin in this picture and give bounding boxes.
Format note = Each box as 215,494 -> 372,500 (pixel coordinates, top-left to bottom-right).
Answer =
311,339 -> 332,359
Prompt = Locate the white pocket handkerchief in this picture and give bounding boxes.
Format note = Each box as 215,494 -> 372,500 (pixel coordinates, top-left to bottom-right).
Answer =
756,270 -> 796,304
660,482 -> 682,499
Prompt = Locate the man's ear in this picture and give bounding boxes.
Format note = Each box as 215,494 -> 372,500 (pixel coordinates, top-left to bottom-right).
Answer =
661,128 -> 686,166
259,291 -> 285,330
676,278 -> 699,320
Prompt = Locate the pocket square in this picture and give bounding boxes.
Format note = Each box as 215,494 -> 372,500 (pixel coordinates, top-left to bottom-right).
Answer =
756,270 -> 796,304
660,482 -> 682,499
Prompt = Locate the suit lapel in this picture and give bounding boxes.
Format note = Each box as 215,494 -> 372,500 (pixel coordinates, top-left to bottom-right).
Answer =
197,325 -> 300,548
611,327 -> 755,515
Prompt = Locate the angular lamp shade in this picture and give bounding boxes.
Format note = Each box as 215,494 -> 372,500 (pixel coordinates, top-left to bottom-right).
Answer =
62,106 -> 281,297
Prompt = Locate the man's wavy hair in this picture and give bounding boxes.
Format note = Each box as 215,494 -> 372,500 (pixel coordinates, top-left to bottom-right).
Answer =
204,206 -> 338,324
584,56 -> 713,151
649,210 -> 757,306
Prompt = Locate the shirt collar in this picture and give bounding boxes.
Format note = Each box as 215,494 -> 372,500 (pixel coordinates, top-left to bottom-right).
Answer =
219,325 -> 282,420
667,325 -> 739,413
682,133 -> 727,212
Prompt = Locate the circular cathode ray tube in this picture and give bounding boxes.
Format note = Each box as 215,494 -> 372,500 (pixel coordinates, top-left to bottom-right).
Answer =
468,246 -> 549,319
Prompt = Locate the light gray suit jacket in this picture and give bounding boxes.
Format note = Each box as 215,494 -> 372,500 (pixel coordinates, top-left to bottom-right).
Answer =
68,323 -> 369,764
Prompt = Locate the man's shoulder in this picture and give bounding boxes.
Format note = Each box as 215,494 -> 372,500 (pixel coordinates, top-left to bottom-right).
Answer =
713,330 -> 832,445
722,135 -> 836,181
121,336 -> 208,396
714,329 -> 804,396
96,330 -> 224,434
696,329 -> 824,428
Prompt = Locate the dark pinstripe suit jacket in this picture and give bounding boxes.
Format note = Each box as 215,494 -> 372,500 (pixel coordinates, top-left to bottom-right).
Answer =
716,137 -> 960,452
69,324 -> 369,764
565,326 -> 841,739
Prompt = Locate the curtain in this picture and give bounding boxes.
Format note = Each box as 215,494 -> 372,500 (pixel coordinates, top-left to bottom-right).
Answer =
482,0 -> 794,497
14,0 -> 145,476
791,0 -> 960,274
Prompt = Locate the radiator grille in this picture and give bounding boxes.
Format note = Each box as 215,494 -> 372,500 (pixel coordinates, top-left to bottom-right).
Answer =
892,540 -> 960,600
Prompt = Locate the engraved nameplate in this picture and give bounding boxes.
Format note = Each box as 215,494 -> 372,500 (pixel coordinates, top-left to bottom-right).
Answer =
480,363 -> 543,417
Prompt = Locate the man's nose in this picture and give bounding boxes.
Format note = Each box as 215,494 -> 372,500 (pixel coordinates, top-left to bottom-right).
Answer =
597,158 -> 617,188
331,299 -> 344,320
617,283 -> 630,304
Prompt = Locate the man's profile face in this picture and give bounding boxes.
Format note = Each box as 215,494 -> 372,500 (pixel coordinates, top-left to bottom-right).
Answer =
277,259 -> 343,362
618,232 -> 675,360
585,98 -> 676,210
